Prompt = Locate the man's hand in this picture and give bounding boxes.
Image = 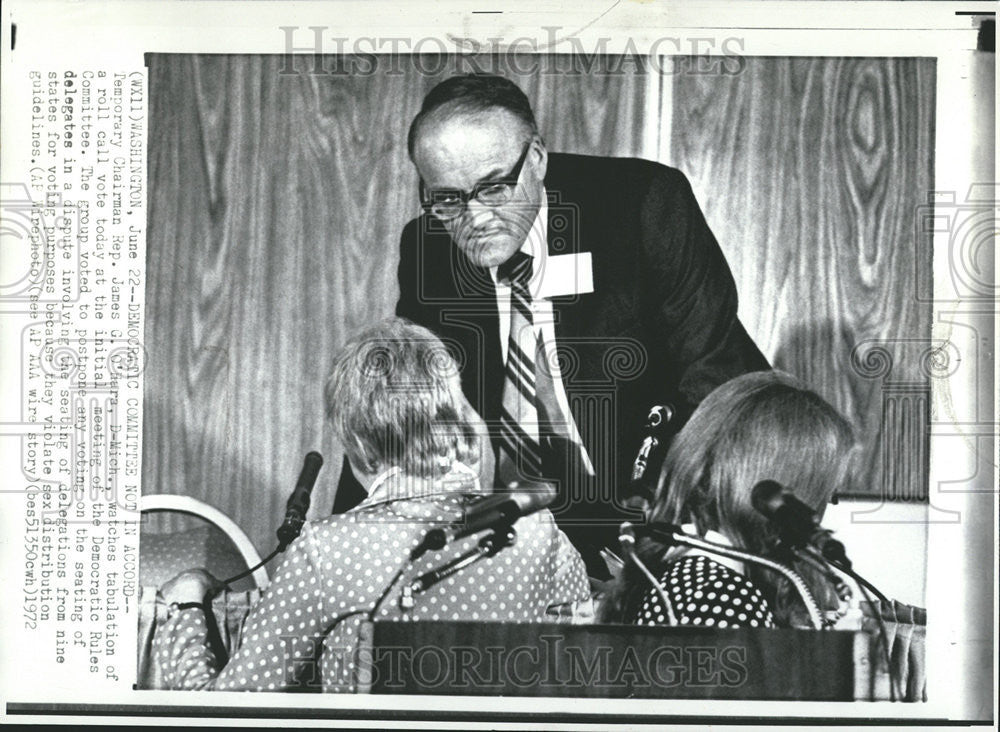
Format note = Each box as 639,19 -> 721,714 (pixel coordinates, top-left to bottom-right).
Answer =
160,568 -> 223,605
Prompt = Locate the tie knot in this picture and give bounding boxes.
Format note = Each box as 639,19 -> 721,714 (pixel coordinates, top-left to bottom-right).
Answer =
498,251 -> 533,288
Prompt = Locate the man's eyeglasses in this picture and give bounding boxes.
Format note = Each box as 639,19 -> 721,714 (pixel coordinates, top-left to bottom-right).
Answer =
420,141 -> 532,221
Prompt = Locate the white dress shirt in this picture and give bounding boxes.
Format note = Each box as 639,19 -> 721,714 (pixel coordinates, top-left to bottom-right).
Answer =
489,192 -> 595,476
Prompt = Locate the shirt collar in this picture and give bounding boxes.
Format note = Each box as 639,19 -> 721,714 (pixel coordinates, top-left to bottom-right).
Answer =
356,461 -> 486,509
489,190 -> 548,298
663,523 -> 746,576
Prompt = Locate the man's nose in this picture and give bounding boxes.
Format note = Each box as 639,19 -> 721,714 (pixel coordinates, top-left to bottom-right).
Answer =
464,198 -> 497,227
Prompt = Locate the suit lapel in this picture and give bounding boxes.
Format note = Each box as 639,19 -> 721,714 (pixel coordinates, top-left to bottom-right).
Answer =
542,155 -> 612,464
544,154 -> 599,346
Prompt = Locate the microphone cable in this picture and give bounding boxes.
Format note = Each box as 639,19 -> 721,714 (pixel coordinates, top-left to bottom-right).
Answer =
640,522 -> 825,630
819,553 -> 900,701
618,522 -> 677,625
793,545 -> 900,700
214,452 -> 324,591
827,556 -> 890,605
217,547 -> 281,589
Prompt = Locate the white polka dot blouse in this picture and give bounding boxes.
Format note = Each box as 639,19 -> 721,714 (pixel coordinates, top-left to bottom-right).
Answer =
635,554 -> 775,629
153,470 -> 591,692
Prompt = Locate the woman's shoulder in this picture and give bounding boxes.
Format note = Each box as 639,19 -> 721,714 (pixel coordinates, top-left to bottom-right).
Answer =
298,498 -> 565,558
637,554 -> 775,628
299,493 -> 472,542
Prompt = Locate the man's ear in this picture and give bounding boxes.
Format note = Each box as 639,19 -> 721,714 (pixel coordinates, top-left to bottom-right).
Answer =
530,137 -> 548,182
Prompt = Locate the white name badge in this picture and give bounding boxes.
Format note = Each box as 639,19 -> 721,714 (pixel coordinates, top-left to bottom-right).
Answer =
537,252 -> 594,299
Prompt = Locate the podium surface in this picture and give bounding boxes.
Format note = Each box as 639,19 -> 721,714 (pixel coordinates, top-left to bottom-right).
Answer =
358,621 -> 877,700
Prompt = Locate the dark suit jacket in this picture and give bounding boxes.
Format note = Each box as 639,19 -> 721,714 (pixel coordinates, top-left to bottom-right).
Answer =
335,153 -> 769,570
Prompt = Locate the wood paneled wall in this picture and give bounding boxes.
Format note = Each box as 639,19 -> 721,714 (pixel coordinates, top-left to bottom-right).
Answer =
144,54 -> 933,557
670,57 -> 934,501
143,54 -> 647,555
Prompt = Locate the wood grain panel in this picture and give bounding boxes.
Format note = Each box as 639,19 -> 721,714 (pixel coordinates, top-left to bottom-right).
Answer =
671,57 -> 935,499
144,55 -> 649,556
509,55 -> 647,156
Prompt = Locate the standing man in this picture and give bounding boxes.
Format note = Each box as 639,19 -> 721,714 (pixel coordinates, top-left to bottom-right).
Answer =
337,74 -> 769,576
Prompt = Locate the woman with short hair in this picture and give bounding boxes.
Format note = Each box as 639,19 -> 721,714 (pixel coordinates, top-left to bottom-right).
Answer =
156,317 -> 590,692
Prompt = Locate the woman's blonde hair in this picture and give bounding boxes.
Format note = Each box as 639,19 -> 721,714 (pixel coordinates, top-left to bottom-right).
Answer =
604,370 -> 858,626
325,317 -> 482,478
650,370 -> 856,554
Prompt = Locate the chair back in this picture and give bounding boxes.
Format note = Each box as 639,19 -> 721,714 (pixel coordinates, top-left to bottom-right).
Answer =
136,494 -> 269,689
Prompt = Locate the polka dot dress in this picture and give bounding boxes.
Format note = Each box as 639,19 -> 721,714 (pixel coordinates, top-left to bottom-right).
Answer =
636,554 -> 774,629
153,479 -> 591,692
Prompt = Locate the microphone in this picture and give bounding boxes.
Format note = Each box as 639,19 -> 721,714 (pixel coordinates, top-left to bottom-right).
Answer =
751,480 -> 849,566
618,521 -> 638,550
276,451 -> 324,550
409,523 -> 517,595
629,404 -> 675,484
410,482 -> 557,560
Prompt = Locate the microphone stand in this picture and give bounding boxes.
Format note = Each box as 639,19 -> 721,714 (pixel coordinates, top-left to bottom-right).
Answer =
401,523 -> 517,610
618,525 -> 677,625
643,524 -> 825,631
377,485 -> 555,617
353,524 -> 516,693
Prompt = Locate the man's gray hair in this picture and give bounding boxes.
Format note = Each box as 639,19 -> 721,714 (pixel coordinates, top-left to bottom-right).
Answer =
325,317 -> 481,478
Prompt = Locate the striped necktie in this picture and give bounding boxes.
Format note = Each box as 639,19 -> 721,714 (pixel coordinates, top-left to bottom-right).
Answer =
496,251 -> 544,485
